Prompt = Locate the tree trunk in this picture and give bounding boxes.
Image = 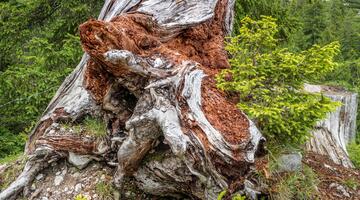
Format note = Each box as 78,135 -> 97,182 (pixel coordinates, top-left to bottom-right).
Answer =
0,1 -> 265,199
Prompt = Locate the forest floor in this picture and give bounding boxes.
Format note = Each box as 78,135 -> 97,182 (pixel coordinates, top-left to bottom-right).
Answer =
304,152 -> 360,200
0,152 -> 359,199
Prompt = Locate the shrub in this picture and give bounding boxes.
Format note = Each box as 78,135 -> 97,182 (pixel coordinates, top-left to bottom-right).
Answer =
217,16 -> 340,145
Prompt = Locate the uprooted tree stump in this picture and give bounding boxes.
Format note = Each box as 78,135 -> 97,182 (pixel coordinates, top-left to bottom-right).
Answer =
0,0 -> 265,199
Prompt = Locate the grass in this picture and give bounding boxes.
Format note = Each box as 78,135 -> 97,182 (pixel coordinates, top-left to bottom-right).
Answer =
347,141 -> 360,168
83,117 -> 107,138
0,155 -> 26,190
61,116 -> 107,138
343,177 -> 359,190
270,165 -> 320,200
95,181 -> 115,200
0,152 -> 23,164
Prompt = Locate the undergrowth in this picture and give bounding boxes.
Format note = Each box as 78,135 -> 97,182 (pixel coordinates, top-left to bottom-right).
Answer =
270,165 -> 320,200
95,181 -> 115,200
347,141 -> 360,168
0,155 -> 27,190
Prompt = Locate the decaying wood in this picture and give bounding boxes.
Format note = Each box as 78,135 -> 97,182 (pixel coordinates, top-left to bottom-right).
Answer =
0,1 -> 266,199
305,84 -> 358,168
1,1 -> 358,200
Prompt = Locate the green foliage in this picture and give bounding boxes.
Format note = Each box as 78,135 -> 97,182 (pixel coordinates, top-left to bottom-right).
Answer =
348,141 -> 360,168
217,190 -> 246,200
0,127 -> 27,159
83,117 -> 107,138
74,194 -> 88,200
217,190 -> 227,200
0,0 -> 102,159
95,181 -> 115,200
271,165 -> 320,200
217,16 -> 340,145
233,0 -> 301,43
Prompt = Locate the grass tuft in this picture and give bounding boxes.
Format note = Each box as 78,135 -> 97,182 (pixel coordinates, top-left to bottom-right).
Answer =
83,117 -> 107,138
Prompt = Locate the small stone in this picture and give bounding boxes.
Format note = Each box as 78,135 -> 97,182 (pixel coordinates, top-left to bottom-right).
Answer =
41,197 -> 49,200
46,188 -> 51,192
113,191 -> 120,200
125,191 -> 136,198
100,174 -> 106,181
68,152 -> 92,170
75,183 -> 82,192
36,173 -> 44,180
54,175 -> 64,186
329,183 -> 350,197
73,172 -> 80,178
277,152 -> 302,172
62,168 -> 67,175
31,183 -> 36,191
64,187 -> 68,192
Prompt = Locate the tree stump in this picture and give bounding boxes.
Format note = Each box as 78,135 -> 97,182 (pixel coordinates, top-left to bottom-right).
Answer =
0,1 -> 265,199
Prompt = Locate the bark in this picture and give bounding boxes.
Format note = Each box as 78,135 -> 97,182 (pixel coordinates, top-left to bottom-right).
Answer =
0,1 -> 265,199
304,84 -> 358,168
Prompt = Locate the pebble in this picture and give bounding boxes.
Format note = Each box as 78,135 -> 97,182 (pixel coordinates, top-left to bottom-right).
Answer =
54,175 -> 64,186
36,173 -> 44,180
75,183 -> 82,192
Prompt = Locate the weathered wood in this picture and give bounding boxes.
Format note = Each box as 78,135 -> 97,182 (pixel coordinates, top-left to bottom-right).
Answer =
305,84 -> 357,168
0,1 -> 266,199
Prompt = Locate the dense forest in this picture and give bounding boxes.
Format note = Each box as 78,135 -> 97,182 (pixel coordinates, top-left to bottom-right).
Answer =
0,0 -> 359,199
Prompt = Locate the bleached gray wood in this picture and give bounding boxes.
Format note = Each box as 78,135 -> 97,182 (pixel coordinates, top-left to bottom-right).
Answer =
304,84 -> 357,168
1,1 -> 267,200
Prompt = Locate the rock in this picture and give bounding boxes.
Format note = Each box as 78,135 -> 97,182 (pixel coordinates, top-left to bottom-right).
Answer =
113,191 -> 120,200
329,183 -> 350,197
75,183 -> 82,192
54,175 -> 64,186
35,173 -> 44,180
68,152 -> 92,170
31,183 -> 36,191
61,168 -> 67,175
125,191 -> 136,198
277,153 -> 302,172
